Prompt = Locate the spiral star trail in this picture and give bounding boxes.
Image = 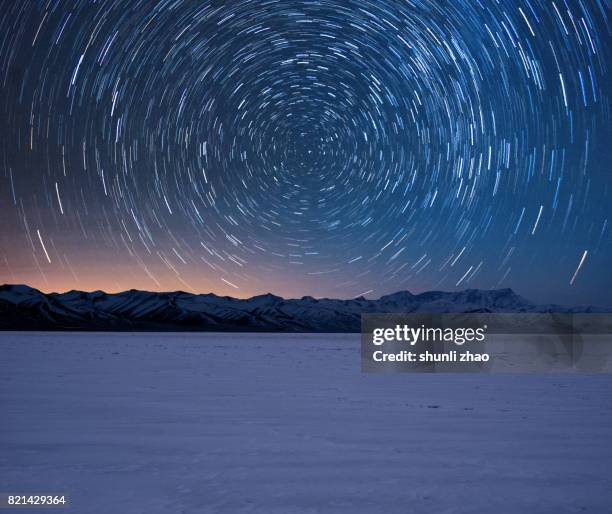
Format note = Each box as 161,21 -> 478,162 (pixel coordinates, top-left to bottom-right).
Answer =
0,0 -> 610,303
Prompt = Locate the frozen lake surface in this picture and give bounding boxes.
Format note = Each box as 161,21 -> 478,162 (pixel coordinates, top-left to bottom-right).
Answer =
1,332 -> 611,513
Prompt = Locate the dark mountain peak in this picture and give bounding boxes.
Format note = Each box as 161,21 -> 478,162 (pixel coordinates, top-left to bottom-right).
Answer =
413,288 -> 528,304
473,287 -> 518,298
195,292 -> 221,299
57,289 -> 107,298
0,284 -> 42,295
379,290 -> 414,302
484,288 -> 533,305
168,290 -> 196,298
248,293 -> 284,303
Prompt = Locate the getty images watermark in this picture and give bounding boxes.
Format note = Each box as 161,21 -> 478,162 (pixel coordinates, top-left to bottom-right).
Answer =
371,323 -> 489,365
361,313 -> 612,373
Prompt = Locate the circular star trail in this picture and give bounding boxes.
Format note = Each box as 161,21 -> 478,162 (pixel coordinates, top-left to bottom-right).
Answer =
0,0 -> 610,302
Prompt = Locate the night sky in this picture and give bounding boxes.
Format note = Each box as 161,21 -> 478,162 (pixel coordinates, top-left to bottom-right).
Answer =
0,0 -> 610,304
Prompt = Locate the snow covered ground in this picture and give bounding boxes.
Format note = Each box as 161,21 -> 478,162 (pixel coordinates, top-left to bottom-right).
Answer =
1,332 -> 611,513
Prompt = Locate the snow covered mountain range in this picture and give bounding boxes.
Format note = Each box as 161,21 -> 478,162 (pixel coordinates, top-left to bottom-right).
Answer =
0,284 -> 608,332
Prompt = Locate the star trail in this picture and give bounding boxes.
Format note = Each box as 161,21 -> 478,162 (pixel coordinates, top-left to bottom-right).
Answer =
0,0 -> 610,304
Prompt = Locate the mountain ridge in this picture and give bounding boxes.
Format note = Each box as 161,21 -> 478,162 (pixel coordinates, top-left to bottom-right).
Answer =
0,284 -> 608,332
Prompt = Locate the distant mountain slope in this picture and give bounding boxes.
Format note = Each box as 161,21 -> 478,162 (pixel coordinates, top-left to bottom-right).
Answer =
0,284 -> 608,332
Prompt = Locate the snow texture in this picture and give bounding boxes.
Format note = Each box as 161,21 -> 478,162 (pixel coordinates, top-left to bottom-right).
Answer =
1,332 -> 611,513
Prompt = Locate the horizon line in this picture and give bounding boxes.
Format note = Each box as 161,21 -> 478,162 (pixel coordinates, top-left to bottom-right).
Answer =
0,282 -> 523,303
